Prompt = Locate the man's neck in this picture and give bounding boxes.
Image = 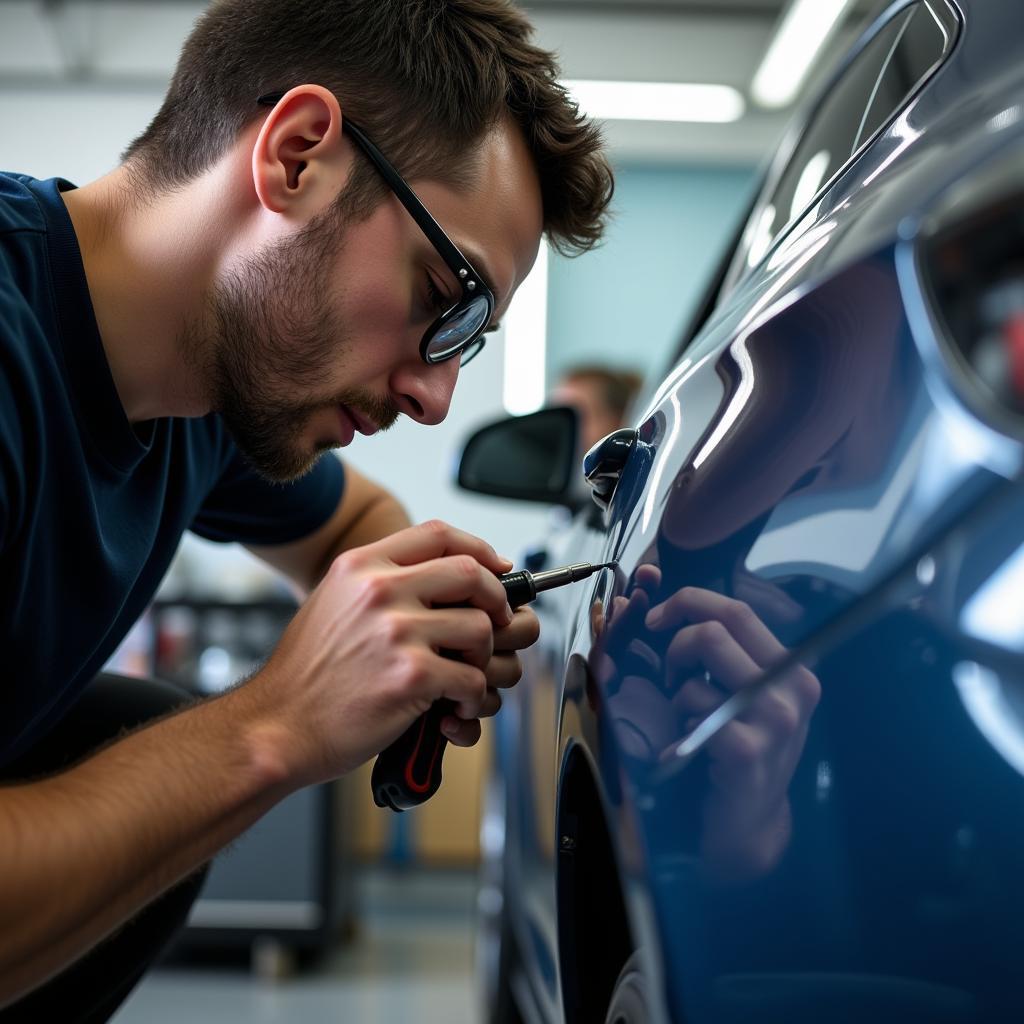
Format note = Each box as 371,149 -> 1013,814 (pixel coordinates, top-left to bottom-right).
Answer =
61,163 -> 239,424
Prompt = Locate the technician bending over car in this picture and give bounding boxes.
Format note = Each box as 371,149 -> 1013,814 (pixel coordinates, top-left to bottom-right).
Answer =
0,0 -> 613,1017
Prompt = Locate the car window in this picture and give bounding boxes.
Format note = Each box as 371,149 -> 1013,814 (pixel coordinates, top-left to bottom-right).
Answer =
727,0 -> 956,285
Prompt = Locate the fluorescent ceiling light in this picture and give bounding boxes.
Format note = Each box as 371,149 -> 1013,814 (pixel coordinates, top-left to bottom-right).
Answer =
751,0 -> 857,109
562,79 -> 745,124
503,239 -> 549,416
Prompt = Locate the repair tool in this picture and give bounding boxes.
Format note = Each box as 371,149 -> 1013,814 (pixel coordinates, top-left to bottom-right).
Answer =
371,561 -> 616,811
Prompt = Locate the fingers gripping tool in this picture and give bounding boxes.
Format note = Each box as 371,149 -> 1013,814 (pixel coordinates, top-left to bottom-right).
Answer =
371,561 -> 614,811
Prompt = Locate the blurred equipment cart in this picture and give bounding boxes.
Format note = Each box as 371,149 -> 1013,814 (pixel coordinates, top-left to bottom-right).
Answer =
149,598 -> 357,973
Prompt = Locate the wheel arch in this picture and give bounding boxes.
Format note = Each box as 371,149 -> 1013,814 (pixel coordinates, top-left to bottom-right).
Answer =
555,742 -> 635,1024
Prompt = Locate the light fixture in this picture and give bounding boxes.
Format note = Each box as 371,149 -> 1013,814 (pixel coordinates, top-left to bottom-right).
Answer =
751,0 -> 858,109
503,239 -> 549,416
562,79 -> 745,124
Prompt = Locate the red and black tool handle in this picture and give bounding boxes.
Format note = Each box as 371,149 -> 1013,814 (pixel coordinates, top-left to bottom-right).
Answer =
371,570 -> 536,811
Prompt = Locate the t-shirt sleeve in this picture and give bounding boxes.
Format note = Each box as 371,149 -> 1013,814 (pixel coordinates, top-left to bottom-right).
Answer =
0,264 -> 35,555
190,443 -> 346,546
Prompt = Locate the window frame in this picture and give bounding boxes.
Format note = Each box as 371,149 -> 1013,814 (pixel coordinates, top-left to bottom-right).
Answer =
717,0 -> 961,304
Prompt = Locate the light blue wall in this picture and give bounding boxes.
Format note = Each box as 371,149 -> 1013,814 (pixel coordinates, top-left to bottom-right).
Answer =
547,163 -> 757,384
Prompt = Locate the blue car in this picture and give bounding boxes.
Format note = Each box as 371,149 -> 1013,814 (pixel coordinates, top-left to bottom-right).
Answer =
459,1 -> 1024,1021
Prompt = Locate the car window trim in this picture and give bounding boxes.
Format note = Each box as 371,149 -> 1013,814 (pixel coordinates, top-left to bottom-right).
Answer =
721,0 -> 961,299
850,9 -> 914,154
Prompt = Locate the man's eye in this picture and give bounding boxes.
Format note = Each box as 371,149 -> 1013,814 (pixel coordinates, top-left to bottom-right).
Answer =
426,274 -> 452,314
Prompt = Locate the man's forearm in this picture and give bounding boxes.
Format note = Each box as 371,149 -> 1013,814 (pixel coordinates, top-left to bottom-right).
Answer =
329,489 -> 411,555
0,681 -> 294,1007
248,466 -> 413,592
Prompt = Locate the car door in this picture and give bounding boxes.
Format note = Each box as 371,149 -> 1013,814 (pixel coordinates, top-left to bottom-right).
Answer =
544,1 -> 1024,1020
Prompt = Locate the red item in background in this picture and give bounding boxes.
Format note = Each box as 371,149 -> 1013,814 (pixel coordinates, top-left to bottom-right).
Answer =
1005,310 -> 1024,397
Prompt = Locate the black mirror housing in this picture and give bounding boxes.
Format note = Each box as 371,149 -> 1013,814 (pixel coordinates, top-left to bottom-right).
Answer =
456,406 -> 580,505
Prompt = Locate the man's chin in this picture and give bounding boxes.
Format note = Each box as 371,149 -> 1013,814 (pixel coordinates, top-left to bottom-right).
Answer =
240,441 -> 337,484
221,407 -> 345,482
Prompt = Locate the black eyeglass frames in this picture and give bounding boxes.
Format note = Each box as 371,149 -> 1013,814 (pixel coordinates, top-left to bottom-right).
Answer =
257,92 -> 494,367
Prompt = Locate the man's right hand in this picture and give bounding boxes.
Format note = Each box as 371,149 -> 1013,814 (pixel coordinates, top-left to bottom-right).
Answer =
245,519 -> 524,786
0,519 -> 533,1006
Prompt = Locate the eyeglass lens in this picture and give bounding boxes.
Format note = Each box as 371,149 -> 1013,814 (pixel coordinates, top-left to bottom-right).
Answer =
425,293 -> 492,364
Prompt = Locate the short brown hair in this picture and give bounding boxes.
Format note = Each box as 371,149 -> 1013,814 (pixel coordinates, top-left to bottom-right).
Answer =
123,0 -> 613,255
560,364 -> 644,419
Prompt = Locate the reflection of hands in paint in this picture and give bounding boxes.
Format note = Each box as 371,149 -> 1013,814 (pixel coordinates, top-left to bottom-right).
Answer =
645,582 -> 820,882
589,564 -> 819,882
588,564 -> 663,699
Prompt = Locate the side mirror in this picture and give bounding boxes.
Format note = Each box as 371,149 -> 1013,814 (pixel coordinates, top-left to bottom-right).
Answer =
456,406 -> 581,506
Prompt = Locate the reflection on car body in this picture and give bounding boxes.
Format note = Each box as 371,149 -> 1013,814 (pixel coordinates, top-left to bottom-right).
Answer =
463,1 -> 1024,1021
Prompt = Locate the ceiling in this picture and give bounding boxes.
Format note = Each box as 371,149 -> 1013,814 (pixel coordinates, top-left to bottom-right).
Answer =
0,0 -> 884,166
526,0 -> 878,12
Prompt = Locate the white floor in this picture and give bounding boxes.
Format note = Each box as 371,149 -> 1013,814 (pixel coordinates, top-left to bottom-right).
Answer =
112,870 -> 481,1024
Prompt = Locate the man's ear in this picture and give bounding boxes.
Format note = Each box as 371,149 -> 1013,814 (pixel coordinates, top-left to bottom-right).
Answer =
252,85 -> 350,217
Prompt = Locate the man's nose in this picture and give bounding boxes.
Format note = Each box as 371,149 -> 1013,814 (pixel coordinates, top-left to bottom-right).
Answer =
391,357 -> 460,425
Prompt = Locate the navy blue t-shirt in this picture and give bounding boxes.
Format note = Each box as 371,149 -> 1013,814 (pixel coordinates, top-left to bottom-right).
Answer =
0,173 -> 345,765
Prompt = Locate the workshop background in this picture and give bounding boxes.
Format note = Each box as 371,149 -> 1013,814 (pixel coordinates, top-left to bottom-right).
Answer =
0,1 -> 875,1020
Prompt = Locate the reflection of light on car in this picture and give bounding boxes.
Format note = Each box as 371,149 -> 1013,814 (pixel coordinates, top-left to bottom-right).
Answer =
862,110 -> 922,187
693,337 -> 755,470
960,542 -> 1024,653
746,204 -> 777,268
815,760 -> 833,803
645,357 -> 693,414
942,400 -> 1009,467
766,216 -> 835,273
642,389 -> 682,532
692,233 -> 832,473
986,105 -> 1022,134
953,660 -> 1024,778
740,232 -> 831,334
789,149 -> 831,223
916,554 -> 937,586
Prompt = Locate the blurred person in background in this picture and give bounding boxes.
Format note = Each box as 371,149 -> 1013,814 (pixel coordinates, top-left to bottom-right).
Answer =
550,363 -> 644,454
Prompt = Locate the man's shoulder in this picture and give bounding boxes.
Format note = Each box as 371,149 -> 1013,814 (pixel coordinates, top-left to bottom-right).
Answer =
0,173 -> 45,237
0,173 -> 48,312
0,175 -> 57,412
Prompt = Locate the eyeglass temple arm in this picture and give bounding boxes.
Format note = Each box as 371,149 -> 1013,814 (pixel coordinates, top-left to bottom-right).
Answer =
257,92 -> 482,291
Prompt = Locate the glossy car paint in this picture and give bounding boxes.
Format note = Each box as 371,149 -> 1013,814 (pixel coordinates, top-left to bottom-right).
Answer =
487,1 -> 1024,1021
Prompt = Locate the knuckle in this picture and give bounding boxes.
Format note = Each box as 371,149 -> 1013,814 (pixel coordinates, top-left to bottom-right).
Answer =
680,677 -> 715,705
520,611 -> 541,645
505,654 -> 524,685
696,620 -> 729,649
796,667 -> 822,708
379,611 -> 409,646
728,728 -> 761,766
358,574 -> 393,608
396,648 -> 431,690
329,549 -> 361,578
469,664 -> 489,696
763,692 -> 800,734
453,554 -> 481,582
724,599 -> 756,632
421,518 -> 449,540
471,609 -> 493,642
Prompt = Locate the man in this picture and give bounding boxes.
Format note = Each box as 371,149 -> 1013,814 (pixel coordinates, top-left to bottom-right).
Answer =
0,0 -> 613,1017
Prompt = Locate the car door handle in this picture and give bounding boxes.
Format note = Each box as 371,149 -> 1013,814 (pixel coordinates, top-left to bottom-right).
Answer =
583,428 -> 638,509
